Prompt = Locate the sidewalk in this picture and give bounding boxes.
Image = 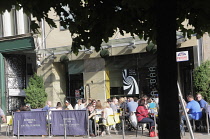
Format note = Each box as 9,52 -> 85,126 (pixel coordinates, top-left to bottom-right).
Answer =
0,123 -> 209,139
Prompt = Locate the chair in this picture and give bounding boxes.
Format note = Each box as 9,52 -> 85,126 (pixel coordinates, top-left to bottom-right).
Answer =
136,121 -> 150,137
135,112 -> 151,137
192,111 -> 206,132
106,115 -> 118,135
114,113 -> 121,124
6,116 -> 13,136
206,105 -> 210,134
94,116 -> 101,136
192,119 -> 205,132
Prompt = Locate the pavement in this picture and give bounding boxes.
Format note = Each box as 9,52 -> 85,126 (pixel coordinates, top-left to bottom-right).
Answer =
0,123 -> 209,139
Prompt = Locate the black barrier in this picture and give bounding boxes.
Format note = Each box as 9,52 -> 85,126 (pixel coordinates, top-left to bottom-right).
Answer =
51,110 -> 88,135
13,111 -> 48,135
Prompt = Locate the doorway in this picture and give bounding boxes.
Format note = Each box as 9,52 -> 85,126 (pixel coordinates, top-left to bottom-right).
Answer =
69,73 -> 84,107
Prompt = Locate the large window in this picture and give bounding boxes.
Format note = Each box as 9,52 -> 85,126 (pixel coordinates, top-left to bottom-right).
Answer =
10,8 -> 18,36
0,14 -> 3,37
23,13 -> 30,34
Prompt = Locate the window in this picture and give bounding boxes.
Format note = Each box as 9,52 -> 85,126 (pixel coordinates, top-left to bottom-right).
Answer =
23,13 -> 30,34
0,14 -> 3,37
10,8 -> 18,36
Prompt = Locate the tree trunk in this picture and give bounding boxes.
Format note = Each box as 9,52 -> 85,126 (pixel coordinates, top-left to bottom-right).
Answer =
156,0 -> 180,139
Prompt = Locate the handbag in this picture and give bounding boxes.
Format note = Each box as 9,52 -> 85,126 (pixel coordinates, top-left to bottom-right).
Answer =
149,126 -> 158,137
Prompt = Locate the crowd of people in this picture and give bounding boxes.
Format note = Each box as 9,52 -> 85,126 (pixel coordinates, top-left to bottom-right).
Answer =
0,92 -> 207,136
20,96 -> 157,137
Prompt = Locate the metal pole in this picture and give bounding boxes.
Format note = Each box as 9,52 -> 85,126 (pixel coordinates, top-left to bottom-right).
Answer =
64,119 -> 66,139
177,82 -> 195,139
17,120 -> 20,139
154,112 -> 157,133
87,110 -> 90,138
12,112 -> 14,136
122,119 -> 125,139
206,104 -> 209,135
48,111 -> 50,137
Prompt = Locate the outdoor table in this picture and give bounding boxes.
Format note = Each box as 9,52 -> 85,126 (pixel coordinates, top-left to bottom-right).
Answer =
119,116 -> 125,139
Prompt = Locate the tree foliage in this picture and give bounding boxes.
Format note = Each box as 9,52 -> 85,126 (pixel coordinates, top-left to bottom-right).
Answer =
1,0 -> 210,54
24,73 -> 47,109
193,61 -> 210,102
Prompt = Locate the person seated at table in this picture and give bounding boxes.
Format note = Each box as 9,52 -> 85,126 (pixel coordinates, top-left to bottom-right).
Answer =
56,102 -> 63,110
95,100 -> 103,115
119,97 -> 127,113
91,99 -> 97,109
88,98 -> 92,105
107,98 -> 118,113
98,102 -> 114,136
136,99 -> 155,130
87,104 -> 96,137
74,99 -> 82,110
182,95 -> 202,121
134,97 -> 139,102
147,98 -> 157,114
64,100 -> 74,110
80,98 -> 87,110
196,93 -> 208,111
127,97 -> 138,114
141,95 -> 149,109
42,101 -> 52,111
20,103 -> 31,111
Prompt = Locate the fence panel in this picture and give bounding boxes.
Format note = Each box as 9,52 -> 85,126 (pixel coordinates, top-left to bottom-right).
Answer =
13,111 -> 48,135
51,110 -> 88,135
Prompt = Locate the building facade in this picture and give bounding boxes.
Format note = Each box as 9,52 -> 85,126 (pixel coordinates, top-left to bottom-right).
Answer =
35,9 -> 206,108
0,8 -> 36,114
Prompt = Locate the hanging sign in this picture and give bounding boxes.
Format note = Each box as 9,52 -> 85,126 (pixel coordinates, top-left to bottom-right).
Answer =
176,51 -> 189,62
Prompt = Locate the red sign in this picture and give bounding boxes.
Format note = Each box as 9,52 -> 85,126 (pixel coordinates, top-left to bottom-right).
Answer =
75,90 -> 80,98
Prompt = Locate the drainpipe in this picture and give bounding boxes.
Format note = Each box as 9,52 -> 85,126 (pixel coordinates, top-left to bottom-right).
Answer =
196,38 -> 202,67
41,18 -> 46,51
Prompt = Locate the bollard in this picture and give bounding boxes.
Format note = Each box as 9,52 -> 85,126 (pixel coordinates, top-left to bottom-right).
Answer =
17,120 -> 20,139
122,119 -> 125,139
64,119 -> 67,139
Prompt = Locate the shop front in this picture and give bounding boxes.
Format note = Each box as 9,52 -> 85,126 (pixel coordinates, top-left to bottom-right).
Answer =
66,46 -> 198,105
106,52 -> 157,98
0,34 -> 36,114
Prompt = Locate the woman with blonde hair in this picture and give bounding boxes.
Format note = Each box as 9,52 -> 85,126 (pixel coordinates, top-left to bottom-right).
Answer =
95,100 -> 104,117
119,97 -> 126,112
103,102 -> 114,120
98,102 -> 114,136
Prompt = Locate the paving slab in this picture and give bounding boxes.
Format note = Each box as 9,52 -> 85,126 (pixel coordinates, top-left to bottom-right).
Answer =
0,124 -> 209,139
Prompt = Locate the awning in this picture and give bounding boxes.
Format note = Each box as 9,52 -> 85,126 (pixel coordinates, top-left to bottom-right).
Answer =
0,34 -> 35,53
